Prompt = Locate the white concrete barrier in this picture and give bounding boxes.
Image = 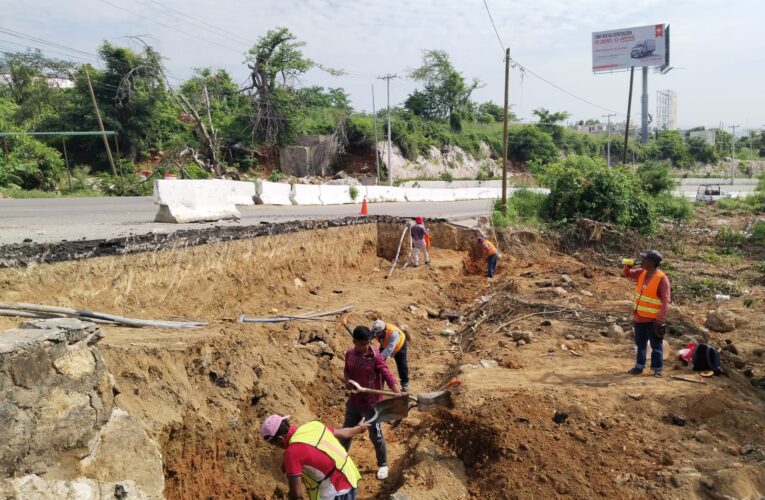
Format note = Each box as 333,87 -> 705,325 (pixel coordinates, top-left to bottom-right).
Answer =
364,186 -> 407,203
256,180 -> 293,205
428,188 -> 457,202
153,179 -> 240,223
224,180 -> 256,205
291,184 -> 323,205
402,188 -> 431,202
320,184 -> 358,205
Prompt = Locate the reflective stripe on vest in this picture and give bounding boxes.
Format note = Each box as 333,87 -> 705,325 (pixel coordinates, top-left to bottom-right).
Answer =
289,421 -> 361,500
633,269 -> 665,319
481,240 -> 498,257
383,324 -> 406,354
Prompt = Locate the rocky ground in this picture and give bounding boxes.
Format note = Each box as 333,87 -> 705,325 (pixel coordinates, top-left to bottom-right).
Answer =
0,211 -> 763,499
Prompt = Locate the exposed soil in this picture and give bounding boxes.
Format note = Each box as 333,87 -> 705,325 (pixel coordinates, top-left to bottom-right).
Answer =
1,213 -> 764,499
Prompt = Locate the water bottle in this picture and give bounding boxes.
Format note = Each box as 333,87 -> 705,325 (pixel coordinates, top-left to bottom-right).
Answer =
714,294 -> 730,301
621,258 -> 635,267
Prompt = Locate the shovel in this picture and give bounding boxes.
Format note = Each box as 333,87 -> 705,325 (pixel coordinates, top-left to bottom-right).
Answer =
348,378 -> 461,423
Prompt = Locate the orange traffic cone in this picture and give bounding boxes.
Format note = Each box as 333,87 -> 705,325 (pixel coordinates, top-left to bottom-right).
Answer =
360,197 -> 368,215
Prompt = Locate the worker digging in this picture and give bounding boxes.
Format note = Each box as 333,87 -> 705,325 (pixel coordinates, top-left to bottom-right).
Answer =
260,414 -> 367,499
476,235 -> 500,278
341,325 -> 402,481
623,250 -> 672,378
371,319 -> 409,392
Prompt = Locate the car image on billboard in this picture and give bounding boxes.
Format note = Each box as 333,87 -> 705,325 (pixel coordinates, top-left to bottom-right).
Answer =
592,24 -> 668,72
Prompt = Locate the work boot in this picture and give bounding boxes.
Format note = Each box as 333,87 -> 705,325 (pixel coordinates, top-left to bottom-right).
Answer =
401,383 -> 408,393
377,466 -> 389,480
654,371 -> 663,378
627,367 -> 643,375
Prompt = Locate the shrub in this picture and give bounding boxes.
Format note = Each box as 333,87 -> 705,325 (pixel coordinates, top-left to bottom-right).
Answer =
716,226 -> 745,246
540,155 -> 655,233
269,170 -> 286,182
749,221 -> 765,244
349,185 -> 359,201
476,168 -> 491,181
491,200 -> 519,229
654,194 -> 694,224
440,171 -> 454,182
637,161 -> 676,195
183,163 -> 211,179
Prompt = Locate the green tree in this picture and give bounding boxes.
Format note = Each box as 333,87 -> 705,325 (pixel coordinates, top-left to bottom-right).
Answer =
653,130 -> 691,167
506,126 -> 559,166
637,161 -> 676,195
532,108 -> 570,145
686,136 -> 718,164
406,50 -> 481,120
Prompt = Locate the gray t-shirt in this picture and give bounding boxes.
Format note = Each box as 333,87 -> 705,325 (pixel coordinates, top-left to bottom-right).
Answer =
411,223 -> 426,241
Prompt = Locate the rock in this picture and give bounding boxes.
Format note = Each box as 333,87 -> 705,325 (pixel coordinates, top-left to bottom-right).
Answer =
705,308 -> 736,333
413,440 -> 439,464
667,414 -> 686,426
80,408 -> 165,498
583,268 -> 595,279
605,324 -> 624,338
565,334 -> 576,340
658,452 -> 674,466
628,393 -> 642,401
516,340 -> 526,347
440,329 -> 455,337
540,320 -> 553,327
671,474 -> 683,488
508,331 -> 533,343
498,340 -> 509,348
722,343 -> 739,355
694,430 -> 714,444
552,287 -> 568,297
333,170 -> 348,179
553,410 -> 568,424
700,477 -> 715,489
53,344 -> 97,379
536,280 -> 554,288
390,492 -> 413,500
580,290 -> 594,297
479,359 -> 498,368
560,274 -> 573,284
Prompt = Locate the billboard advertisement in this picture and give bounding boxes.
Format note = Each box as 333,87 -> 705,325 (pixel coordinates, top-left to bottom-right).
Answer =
592,24 -> 668,72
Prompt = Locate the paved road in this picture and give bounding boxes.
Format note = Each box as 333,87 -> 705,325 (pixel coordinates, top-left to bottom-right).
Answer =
0,197 -> 494,245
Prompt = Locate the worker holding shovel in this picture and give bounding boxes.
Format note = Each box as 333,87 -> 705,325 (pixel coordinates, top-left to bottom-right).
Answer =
342,326 -> 402,481
410,216 -> 430,267
260,414 -> 367,499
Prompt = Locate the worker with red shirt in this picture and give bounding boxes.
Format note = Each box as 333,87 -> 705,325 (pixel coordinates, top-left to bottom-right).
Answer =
623,250 -> 672,377
342,325 -> 401,480
260,414 -> 367,499
410,216 -> 430,267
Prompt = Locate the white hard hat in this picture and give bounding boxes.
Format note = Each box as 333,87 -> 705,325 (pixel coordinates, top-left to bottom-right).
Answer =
372,320 -> 385,333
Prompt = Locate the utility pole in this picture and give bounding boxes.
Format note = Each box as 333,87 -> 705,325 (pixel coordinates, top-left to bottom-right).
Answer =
728,124 -> 739,185
83,65 -> 118,179
602,113 -> 615,167
640,67 -> 649,144
501,47 -> 510,215
378,74 -> 397,186
622,67 -> 635,165
372,84 -> 381,182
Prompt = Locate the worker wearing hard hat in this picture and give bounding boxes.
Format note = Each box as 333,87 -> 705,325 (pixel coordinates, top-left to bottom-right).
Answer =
260,413 -> 367,499
371,319 -> 409,393
476,236 -> 500,278
410,216 -> 430,267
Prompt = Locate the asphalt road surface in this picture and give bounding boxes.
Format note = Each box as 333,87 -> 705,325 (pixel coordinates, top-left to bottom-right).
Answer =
0,197 -> 494,245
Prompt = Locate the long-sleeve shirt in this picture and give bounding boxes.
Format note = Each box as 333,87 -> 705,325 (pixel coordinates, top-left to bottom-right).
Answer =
379,330 -> 400,359
344,347 -> 398,409
623,266 -> 671,323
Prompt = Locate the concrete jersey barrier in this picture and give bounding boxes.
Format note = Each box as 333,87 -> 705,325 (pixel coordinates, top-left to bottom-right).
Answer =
256,180 -> 292,205
153,179 -> 241,223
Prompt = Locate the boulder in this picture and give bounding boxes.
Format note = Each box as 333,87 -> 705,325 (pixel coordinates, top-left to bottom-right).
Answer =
705,308 -> 736,333
605,324 -> 625,338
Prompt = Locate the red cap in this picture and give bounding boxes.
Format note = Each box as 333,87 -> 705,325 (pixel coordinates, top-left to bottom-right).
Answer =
415,217 -> 423,224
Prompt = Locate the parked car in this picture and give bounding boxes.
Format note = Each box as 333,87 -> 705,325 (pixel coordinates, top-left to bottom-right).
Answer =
630,39 -> 656,58
696,184 -> 731,203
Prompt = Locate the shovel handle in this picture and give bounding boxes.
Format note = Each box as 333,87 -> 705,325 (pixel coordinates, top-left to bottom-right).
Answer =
336,314 -> 353,335
347,379 -> 404,397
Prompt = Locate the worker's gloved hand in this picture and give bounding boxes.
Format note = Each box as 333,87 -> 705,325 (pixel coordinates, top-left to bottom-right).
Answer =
357,417 -> 369,432
653,322 -> 666,338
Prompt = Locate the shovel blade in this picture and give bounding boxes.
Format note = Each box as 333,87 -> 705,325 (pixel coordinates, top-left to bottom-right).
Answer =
416,390 -> 453,411
369,396 -> 410,424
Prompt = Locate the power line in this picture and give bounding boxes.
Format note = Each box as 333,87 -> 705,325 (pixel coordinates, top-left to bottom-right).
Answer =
481,0 -> 505,51
132,0 -> 251,47
0,26 -> 99,60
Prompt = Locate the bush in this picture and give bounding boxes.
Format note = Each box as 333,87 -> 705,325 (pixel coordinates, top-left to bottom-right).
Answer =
540,155 -> 655,233
637,161 -> 676,195
491,201 -> 519,229
476,168 -> 491,181
749,221 -> 765,244
506,126 -> 559,167
349,185 -> 359,201
97,172 -> 153,196
440,171 -> 454,182
654,194 -> 694,224
182,163 -> 211,179
269,170 -> 286,182
716,226 -> 745,246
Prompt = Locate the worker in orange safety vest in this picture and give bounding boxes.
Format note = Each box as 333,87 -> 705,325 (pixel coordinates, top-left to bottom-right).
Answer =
623,250 -> 672,378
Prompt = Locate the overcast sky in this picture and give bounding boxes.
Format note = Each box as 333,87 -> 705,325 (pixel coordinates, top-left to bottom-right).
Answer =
2,0 -> 763,130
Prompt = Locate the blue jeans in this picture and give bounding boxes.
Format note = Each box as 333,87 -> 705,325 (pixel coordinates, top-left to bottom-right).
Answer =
340,404 -> 387,466
487,253 -> 499,278
394,341 -> 409,389
634,321 -> 663,373
335,488 -> 357,500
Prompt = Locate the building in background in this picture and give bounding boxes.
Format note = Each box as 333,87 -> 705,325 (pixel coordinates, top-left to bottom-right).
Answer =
689,129 -> 716,146
656,89 -> 678,130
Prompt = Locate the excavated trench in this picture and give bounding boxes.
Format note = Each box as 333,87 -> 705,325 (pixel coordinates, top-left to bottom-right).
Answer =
0,220 -> 488,498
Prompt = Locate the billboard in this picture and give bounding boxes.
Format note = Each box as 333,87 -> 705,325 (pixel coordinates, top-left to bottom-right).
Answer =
592,24 -> 668,72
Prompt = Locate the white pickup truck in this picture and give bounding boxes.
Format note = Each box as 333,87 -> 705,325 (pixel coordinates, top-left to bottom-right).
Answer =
695,184 -> 732,203
631,39 -> 656,58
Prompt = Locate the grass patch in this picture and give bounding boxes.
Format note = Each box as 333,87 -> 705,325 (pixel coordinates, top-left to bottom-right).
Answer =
490,189 -> 546,229
668,272 -> 741,303
0,188 -> 105,199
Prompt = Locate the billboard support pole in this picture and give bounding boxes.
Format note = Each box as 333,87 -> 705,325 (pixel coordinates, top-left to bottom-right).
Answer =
641,67 -> 649,144
623,67 -> 635,165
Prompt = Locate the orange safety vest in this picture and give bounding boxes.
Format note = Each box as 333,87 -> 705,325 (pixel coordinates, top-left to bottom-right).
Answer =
480,239 -> 498,257
380,323 -> 406,354
633,269 -> 665,319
